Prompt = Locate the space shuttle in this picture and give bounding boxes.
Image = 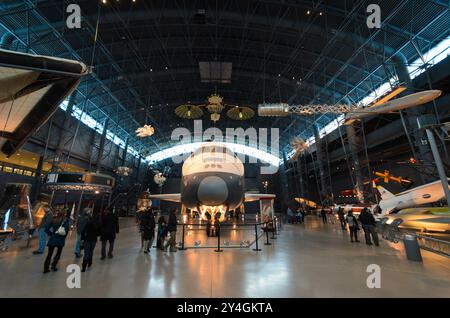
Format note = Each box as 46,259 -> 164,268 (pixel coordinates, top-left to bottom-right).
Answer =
343,90 -> 442,125
149,142 -> 275,222
377,178 -> 450,214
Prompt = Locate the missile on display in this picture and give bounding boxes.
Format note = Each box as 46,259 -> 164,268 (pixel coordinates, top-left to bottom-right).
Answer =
377,178 -> 450,214
343,90 -> 442,125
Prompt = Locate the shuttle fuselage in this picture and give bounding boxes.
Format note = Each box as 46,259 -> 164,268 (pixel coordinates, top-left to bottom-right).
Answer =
180,143 -> 245,218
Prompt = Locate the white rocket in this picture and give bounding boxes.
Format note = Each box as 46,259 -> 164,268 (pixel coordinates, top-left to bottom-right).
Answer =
377,178 -> 450,214
343,90 -> 442,125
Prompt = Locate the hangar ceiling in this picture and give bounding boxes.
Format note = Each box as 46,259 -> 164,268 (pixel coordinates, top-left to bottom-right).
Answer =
0,0 -> 449,159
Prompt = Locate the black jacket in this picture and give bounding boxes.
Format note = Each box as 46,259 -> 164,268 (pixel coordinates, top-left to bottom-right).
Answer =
45,218 -> 70,247
359,211 -> 376,226
100,213 -> 119,241
141,210 -> 156,240
82,216 -> 100,242
76,214 -> 88,234
167,212 -> 178,232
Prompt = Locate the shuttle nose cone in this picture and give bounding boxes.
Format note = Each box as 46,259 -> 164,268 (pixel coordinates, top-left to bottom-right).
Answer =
197,176 -> 228,206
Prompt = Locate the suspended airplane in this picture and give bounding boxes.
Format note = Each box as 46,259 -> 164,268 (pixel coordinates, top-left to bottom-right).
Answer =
149,142 -> 276,222
363,170 -> 414,187
377,178 -> 450,214
343,90 -> 442,125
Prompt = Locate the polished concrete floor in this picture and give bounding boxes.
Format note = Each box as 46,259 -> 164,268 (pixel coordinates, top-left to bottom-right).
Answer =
0,216 -> 449,298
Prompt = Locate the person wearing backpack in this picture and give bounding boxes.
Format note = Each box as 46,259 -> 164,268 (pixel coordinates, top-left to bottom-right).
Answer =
43,210 -> 70,273
345,210 -> 360,243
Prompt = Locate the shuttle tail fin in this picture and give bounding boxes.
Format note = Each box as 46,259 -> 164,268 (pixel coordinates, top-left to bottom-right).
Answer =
376,186 -> 395,200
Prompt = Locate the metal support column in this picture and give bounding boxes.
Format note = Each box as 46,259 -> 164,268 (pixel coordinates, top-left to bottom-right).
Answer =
345,123 -> 366,203
51,92 -> 77,172
95,118 -> 109,173
394,57 -> 438,183
121,137 -> 129,166
424,129 -> 450,209
31,155 -> 44,202
296,154 -> 305,198
314,125 -> 329,202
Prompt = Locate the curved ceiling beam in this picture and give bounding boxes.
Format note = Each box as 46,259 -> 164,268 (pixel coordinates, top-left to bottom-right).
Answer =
13,7 -> 412,70
87,40 -> 385,82
86,67 -> 361,104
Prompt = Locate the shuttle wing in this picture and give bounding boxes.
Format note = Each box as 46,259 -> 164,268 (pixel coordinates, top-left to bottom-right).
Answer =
0,49 -> 88,156
148,193 -> 181,203
244,193 -> 276,202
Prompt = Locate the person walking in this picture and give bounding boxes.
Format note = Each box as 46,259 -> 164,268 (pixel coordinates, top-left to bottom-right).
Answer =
81,211 -> 100,272
142,208 -> 156,253
74,208 -> 89,258
43,210 -> 70,273
345,210 -> 360,243
156,215 -> 168,250
100,209 -> 120,259
164,208 -> 178,252
33,207 -> 53,255
337,207 -> 346,230
320,208 -> 328,224
359,208 -> 379,246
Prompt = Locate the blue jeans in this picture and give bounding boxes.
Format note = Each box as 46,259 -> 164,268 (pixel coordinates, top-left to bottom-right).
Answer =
74,233 -> 82,255
37,228 -> 47,252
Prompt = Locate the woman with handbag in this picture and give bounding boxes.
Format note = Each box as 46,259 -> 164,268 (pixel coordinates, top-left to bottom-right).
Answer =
43,210 -> 70,273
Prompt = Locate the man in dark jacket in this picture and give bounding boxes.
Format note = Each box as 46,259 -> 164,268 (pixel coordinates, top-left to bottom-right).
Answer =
74,208 -> 89,258
320,208 -> 328,224
337,207 -> 346,230
100,210 -> 119,259
359,208 -> 379,246
142,208 -> 156,253
164,208 -> 178,252
81,212 -> 100,272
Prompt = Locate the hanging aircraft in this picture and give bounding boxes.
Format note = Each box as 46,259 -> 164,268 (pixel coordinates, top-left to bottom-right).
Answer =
362,170 -> 414,187
377,178 -> 450,214
148,142 -> 276,222
343,90 -> 442,125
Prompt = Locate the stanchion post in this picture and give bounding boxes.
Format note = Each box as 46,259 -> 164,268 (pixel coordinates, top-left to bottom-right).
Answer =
253,223 -> 261,251
271,220 -> 277,239
179,224 -> 186,250
215,223 -> 223,252
264,222 -> 272,245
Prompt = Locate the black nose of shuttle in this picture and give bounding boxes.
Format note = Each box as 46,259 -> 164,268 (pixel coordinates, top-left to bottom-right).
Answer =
197,176 -> 228,206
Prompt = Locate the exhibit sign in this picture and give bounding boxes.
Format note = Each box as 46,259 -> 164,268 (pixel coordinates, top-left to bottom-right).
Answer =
259,198 -> 274,224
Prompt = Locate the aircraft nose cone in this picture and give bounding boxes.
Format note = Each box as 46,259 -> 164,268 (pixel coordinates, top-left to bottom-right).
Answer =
197,176 -> 228,206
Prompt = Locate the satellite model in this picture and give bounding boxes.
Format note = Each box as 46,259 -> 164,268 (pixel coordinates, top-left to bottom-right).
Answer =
135,124 -> 155,138
175,93 -> 255,122
290,137 -> 309,161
